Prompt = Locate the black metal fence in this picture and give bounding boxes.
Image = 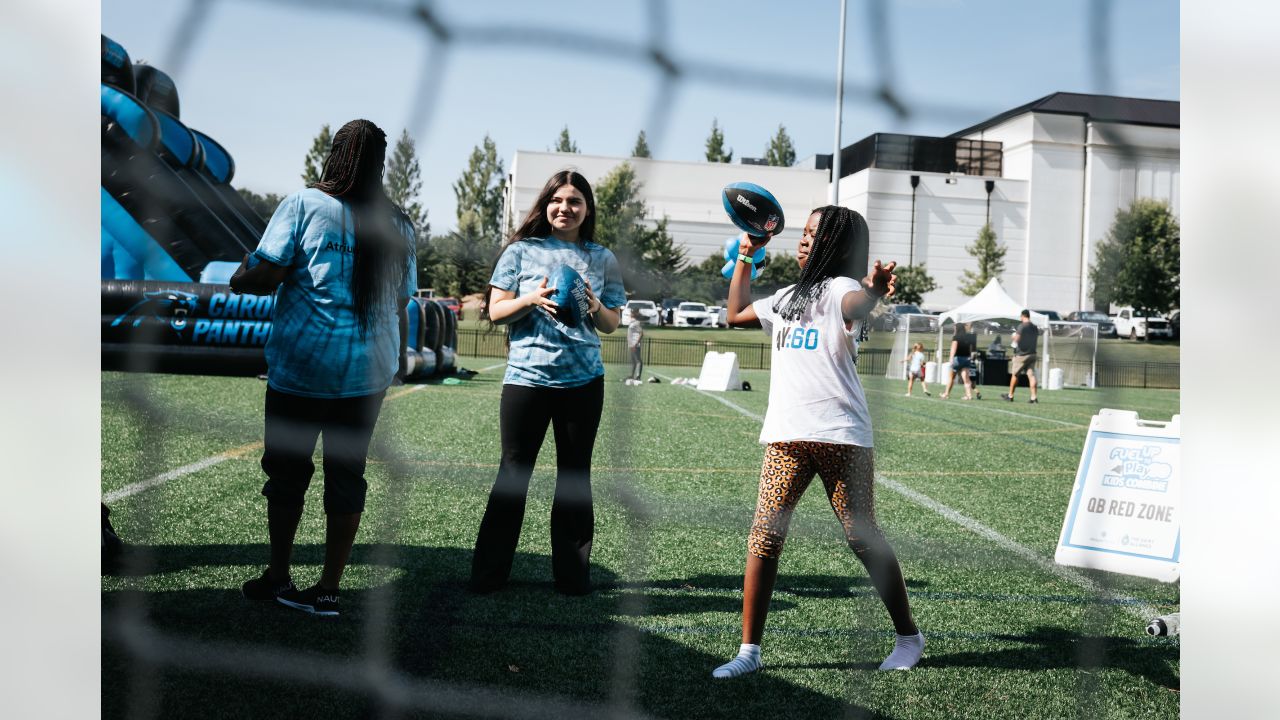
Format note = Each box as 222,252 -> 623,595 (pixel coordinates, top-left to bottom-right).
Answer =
459,329 -> 1179,389
460,329 -> 907,380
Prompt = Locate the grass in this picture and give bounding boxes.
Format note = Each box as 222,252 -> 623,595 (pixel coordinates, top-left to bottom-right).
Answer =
102,361 -> 1180,719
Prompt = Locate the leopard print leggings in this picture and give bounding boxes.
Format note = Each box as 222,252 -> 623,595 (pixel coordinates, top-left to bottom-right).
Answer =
748,441 -> 883,559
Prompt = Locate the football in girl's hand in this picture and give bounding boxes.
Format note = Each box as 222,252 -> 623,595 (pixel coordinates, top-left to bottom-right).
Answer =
549,264 -> 592,327
722,182 -> 785,237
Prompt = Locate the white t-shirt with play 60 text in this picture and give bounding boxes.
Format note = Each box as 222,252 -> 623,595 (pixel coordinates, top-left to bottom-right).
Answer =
751,276 -> 873,447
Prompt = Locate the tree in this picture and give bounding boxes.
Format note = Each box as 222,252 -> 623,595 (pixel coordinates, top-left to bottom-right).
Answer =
452,134 -> 505,237
764,124 -> 796,167
430,135 -> 508,297
383,129 -> 431,240
755,251 -> 802,294
382,129 -> 434,290
430,212 -> 494,298
642,218 -> 687,297
1089,199 -> 1180,313
554,126 -> 579,153
705,119 -> 733,163
675,255 -> 727,304
593,161 -> 687,297
958,223 -> 1006,296
631,130 -> 651,159
236,188 -> 284,222
301,124 -> 331,185
892,264 -> 940,306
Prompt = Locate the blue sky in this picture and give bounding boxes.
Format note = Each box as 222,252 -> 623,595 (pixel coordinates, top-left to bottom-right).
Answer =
102,0 -> 1179,232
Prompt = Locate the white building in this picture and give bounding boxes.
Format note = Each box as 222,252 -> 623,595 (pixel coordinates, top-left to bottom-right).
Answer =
504,152 -> 828,266
506,92 -> 1179,312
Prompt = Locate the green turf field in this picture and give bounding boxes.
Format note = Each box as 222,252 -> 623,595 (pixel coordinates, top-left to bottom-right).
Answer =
102,362 -> 1180,719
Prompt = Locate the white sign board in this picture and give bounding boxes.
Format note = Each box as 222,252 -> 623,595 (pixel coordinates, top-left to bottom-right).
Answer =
696,351 -> 741,392
1055,409 -> 1180,582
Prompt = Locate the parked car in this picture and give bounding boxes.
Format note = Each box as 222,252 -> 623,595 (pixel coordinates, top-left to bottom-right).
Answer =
1168,309 -> 1180,340
1112,306 -> 1173,340
872,304 -> 937,332
621,299 -> 660,325
1065,310 -> 1117,337
659,298 -> 685,325
437,297 -> 461,318
673,302 -> 717,328
705,305 -> 728,327
1032,309 -> 1062,322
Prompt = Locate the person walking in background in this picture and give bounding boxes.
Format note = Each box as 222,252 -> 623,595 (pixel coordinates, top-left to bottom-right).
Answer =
626,311 -> 645,385
1002,309 -> 1040,403
940,322 -> 977,400
470,170 -> 627,596
715,205 -> 924,679
904,342 -> 930,397
232,119 -> 416,617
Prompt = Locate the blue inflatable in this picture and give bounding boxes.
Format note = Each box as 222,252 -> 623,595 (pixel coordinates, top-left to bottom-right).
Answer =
720,236 -> 767,280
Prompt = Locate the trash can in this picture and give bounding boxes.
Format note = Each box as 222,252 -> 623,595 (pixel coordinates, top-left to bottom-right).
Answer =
1047,367 -> 1064,390
924,361 -> 938,383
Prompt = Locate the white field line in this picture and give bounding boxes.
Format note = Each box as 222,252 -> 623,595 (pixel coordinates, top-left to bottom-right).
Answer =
865,386 -> 1087,428
660,372 -> 1159,623
103,384 -> 427,503
103,444 -> 258,503
479,362 -> 506,372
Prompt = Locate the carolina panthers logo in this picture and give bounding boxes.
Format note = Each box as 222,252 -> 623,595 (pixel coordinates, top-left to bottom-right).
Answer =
111,290 -> 199,337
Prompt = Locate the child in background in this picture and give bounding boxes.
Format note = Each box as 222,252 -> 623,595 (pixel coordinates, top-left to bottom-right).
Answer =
905,342 -> 930,397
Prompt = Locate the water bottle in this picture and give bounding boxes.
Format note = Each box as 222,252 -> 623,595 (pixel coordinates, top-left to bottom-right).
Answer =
1146,613 -> 1180,636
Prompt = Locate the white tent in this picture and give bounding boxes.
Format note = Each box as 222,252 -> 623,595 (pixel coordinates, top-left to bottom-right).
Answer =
938,278 -> 1049,328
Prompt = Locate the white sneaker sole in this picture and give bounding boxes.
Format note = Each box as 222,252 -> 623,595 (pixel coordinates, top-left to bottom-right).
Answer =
277,597 -> 339,617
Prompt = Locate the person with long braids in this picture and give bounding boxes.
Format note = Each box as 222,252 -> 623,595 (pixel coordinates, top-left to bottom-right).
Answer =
231,119 -> 416,617
469,170 -> 626,596
713,205 -> 924,677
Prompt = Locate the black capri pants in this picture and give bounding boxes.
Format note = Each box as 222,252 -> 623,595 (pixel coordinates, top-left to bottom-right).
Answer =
260,386 -> 386,515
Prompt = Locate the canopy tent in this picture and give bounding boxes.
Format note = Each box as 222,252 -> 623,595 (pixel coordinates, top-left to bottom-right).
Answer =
938,278 -> 1049,328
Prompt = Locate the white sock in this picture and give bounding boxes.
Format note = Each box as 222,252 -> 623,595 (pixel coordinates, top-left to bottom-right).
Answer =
879,631 -> 925,670
712,643 -> 762,679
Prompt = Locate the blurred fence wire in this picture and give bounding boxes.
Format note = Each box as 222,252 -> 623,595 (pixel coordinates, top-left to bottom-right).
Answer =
104,1 -> 1147,718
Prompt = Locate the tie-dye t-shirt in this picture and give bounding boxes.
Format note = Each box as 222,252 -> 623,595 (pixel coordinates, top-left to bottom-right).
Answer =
490,236 -> 627,388
253,188 -> 416,398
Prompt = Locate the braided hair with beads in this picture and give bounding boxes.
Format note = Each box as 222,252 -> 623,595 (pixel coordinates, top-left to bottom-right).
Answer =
773,205 -> 870,326
311,119 -> 410,334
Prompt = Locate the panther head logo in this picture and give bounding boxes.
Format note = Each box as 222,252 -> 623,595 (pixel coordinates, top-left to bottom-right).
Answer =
111,290 -> 200,336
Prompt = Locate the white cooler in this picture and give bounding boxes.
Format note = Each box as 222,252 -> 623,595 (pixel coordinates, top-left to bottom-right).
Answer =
1047,367 -> 1064,390
924,361 -> 939,383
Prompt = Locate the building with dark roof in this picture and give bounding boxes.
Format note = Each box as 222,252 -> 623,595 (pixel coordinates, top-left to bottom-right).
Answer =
805,91 -> 1179,312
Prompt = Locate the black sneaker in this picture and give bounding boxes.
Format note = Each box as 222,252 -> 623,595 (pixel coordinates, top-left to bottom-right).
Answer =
277,583 -> 340,617
242,570 -> 296,603
1000,393 -> 1014,402
1028,398 -> 1039,404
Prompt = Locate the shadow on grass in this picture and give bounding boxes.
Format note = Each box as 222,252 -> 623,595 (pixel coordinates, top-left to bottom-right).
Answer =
774,625 -> 1179,691
103,543 -> 880,720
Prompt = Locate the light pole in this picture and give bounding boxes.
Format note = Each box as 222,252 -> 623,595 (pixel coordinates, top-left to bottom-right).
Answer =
829,0 -> 848,205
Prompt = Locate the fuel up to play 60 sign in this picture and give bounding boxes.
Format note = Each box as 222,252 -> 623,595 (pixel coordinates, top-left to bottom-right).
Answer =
1055,410 -> 1181,583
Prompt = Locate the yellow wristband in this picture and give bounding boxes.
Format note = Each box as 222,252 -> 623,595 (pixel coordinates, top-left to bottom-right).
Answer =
738,255 -> 755,265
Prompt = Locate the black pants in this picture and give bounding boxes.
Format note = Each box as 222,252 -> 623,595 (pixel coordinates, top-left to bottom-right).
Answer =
260,387 -> 386,515
471,377 -> 604,594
